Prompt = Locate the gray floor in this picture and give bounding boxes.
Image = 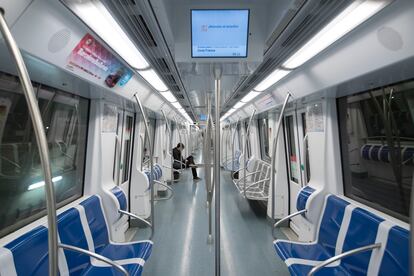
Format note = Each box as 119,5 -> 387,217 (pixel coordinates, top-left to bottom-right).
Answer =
135,156 -> 289,276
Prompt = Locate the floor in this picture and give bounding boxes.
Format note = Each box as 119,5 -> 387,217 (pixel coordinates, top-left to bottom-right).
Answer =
135,153 -> 289,276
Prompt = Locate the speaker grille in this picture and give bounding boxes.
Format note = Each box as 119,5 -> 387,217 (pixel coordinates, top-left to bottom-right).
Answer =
48,28 -> 71,53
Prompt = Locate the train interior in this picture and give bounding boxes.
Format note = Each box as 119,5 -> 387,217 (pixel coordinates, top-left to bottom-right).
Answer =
0,0 -> 413,275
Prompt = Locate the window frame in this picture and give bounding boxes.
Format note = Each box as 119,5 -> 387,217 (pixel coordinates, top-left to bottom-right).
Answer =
0,80 -> 89,238
258,117 -> 271,162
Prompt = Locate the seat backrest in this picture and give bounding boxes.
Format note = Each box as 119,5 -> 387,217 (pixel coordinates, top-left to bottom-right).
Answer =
317,195 -> 350,256
340,208 -> 383,275
378,225 -> 409,275
57,207 -> 91,274
80,196 -> 110,252
296,186 -> 316,213
110,186 -> 127,212
2,226 -> 49,276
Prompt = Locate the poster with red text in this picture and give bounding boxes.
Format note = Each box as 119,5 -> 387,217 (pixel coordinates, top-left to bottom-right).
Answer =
66,33 -> 133,88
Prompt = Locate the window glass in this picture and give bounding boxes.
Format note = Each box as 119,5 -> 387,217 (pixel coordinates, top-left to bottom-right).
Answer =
259,118 -> 270,159
301,112 -> 310,181
122,115 -> 134,183
0,80 -> 88,237
338,82 -> 414,221
285,115 -> 299,183
244,121 -> 251,158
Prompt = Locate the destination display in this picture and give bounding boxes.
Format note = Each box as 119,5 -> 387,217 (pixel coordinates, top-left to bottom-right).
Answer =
191,10 -> 249,58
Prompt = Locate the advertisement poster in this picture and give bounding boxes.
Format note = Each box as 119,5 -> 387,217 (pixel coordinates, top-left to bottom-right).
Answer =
66,33 -> 133,88
306,103 -> 324,132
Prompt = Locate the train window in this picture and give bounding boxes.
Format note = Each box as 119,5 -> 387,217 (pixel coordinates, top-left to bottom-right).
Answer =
121,114 -> 134,183
285,115 -> 299,183
244,121 -> 251,158
259,118 -> 270,160
0,81 -> 88,237
338,81 -> 414,221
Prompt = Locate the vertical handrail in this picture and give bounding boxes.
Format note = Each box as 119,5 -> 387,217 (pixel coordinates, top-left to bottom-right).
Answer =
133,94 -> 154,239
243,109 -> 257,198
302,133 -> 309,186
173,115 -> 184,169
0,11 -> 58,276
205,95 -> 213,242
214,77 -> 221,276
271,93 -> 291,238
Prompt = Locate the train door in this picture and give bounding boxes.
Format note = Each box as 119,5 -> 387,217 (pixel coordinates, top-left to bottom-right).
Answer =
284,110 -> 305,235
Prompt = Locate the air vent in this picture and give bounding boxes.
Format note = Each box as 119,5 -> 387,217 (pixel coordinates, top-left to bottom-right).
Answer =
120,0 -> 136,5
156,58 -> 171,74
132,15 -> 157,47
257,58 -> 275,74
281,14 -> 314,47
176,93 -> 185,99
163,74 -> 177,86
171,85 -> 181,92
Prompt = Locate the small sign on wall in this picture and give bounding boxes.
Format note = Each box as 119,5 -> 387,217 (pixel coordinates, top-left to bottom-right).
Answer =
66,33 -> 133,88
306,103 -> 324,132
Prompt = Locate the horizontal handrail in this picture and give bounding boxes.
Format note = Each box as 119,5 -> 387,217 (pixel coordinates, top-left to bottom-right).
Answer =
118,209 -> 152,229
273,209 -> 307,229
58,243 -> 129,276
161,165 -> 181,173
307,243 -> 382,276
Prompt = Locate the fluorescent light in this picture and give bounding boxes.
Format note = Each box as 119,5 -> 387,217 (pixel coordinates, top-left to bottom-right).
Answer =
227,108 -> 237,115
28,176 -> 63,191
160,91 -> 177,102
283,0 -> 390,69
234,102 -> 246,109
138,69 -> 168,92
171,101 -> 182,109
254,69 -> 291,92
66,1 -> 149,70
178,108 -> 186,114
241,91 -> 260,103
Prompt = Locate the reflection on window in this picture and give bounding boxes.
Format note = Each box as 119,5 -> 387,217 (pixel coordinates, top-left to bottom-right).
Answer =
338,81 -> 414,221
301,112 -> 310,182
259,118 -> 270,160
244,121 -> 251,158
0,78 -> 88,237
285,115 -> 299,183
122,115 -> 134,183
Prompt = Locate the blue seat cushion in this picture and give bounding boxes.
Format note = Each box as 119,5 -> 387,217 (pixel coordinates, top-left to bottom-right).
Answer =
274,241 -> 331,262
99,242 -> 153,263
296,186 -> 315,213
288,263 -> 350,276
82,263 -> 143,276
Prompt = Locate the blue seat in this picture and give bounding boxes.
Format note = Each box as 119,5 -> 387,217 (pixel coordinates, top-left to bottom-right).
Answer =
57,206 -> 148,275
275,195 -> 350,263
296,186 -> 316,214
80,196 -> 152,262
274,195 -> 409,275
0,195 -> 152,276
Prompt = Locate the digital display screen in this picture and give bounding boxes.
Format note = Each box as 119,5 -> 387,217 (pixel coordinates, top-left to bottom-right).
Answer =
191,10 -> 249,58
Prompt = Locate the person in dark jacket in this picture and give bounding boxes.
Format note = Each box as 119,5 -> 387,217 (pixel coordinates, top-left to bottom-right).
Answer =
172,143 -> 201,180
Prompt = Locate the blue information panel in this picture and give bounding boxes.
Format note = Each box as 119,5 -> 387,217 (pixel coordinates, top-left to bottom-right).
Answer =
191,10 -> 249,58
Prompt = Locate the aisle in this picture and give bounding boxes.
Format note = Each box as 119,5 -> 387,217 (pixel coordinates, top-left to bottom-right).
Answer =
136,162 -> 289,275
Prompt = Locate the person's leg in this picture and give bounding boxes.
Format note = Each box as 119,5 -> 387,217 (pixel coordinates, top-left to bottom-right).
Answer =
186,156 -> 199,179
191,167 -> 198,178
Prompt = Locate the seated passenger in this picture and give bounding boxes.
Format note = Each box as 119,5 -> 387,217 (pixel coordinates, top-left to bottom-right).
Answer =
172,143 -> 201,181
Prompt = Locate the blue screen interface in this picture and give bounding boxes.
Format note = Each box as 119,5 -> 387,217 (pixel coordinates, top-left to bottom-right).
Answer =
191,10 -> 249,58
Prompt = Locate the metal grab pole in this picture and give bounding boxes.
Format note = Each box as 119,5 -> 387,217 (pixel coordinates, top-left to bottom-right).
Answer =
214,75 -> 221,276
271,93 -> 291,238
205,95 -> 213,242
0,11 -> 58,276
133,94 -> 154,239
243,109 -> 256,198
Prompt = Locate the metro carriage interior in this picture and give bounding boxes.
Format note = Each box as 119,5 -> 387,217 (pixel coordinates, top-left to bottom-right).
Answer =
0,0 -> 413,275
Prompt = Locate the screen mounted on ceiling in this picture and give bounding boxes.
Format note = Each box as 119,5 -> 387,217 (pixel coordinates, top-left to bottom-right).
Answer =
191,9 -> 250,58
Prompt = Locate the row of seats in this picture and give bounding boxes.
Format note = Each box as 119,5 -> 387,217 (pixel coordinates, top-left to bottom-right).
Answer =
274,192 -> 409,275
361,144 -> 414,164
0,189 -> 152,276
232,157 -> 271,201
